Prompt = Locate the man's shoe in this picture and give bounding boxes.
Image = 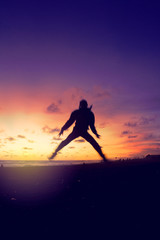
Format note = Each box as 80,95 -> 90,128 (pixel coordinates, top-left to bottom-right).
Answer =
102,154 -> 109,163
48,152 -> 57,161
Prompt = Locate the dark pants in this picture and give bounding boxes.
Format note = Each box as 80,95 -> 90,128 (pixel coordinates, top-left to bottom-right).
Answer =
55,129 -> 104,158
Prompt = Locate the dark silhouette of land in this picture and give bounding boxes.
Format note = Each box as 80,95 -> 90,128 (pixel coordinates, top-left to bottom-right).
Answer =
49,99 -> 107,162
0,156 -> 160,239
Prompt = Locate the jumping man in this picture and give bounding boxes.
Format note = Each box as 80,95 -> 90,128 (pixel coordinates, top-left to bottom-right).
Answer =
48,99 -> 107,162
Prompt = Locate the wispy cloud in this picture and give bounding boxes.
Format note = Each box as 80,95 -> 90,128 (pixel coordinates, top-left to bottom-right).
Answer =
139,117 -> 155,126
142,133 -> 160,141
60,86 -> 111,113
128,135 -> 138,139
121,131 -> 132,135
17,135 -> 26,139
124,122 -> 137,128
23,147 -> 32,150
5,137 -> 16,141
124,116 -> 156,128
46,103 -> 60,113
28,140 -> 34,143
120,131 -> 136,139
42,125 -> 60,134
53,137 -> 62,141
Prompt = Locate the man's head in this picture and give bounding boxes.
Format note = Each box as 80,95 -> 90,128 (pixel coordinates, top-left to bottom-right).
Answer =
79,99 -> 88,109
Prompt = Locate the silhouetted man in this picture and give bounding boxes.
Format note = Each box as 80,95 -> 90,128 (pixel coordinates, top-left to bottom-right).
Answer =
48,99 -> 107,162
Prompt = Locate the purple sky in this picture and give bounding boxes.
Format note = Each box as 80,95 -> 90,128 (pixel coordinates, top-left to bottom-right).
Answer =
0,0 -> 160,159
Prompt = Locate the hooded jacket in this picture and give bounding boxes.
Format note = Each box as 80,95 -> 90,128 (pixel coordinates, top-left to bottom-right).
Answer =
61,107 -> 98,135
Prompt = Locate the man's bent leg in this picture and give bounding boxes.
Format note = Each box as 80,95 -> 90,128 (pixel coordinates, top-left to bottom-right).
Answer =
49,131 -> 79,160
81,132 -> 107,161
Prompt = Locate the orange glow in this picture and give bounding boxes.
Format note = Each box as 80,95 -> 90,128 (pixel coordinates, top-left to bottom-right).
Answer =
0,111 -> 150,161
0,88 -> 156,161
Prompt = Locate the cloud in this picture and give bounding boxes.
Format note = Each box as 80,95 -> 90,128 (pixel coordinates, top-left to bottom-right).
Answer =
17,135 -> 26,139
53,137 -> 62,141
121,130 -> 135,138
60,86 -> 111,113
74,139 -> 85,143
42,125 -> 60,134
143,133 -> 155,141
5,137 -> 16,141
142,133 -> 160,141
147,143 -> 160,147
139,117 -> 155,125
23,147 -> 32,150
121,131 -> 132,135
46,103 -> 60,113
128,135 -> 138,139
124,122 -> 137,127
124,116 -> 156,128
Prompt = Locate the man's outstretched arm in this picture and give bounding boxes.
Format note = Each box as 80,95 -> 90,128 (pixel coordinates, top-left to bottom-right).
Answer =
90,112 -> 100,138
59,111 -> 76,136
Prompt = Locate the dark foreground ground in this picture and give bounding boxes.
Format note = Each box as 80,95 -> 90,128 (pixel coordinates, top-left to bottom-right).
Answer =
0,159 -> 160,239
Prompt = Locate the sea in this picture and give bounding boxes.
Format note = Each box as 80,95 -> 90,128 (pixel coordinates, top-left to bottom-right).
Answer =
0,160 -> 100,167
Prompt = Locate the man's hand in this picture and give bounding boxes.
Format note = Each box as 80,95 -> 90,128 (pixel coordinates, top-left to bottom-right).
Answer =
96,133 -> 101,139
59,129 -> 63,137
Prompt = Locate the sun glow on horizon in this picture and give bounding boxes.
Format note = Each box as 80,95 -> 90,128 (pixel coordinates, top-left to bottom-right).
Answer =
0,90 -> 159,161
0,111 -> 119,160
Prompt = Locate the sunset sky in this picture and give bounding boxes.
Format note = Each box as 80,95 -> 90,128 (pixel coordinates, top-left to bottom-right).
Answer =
0,0 -> 160,160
